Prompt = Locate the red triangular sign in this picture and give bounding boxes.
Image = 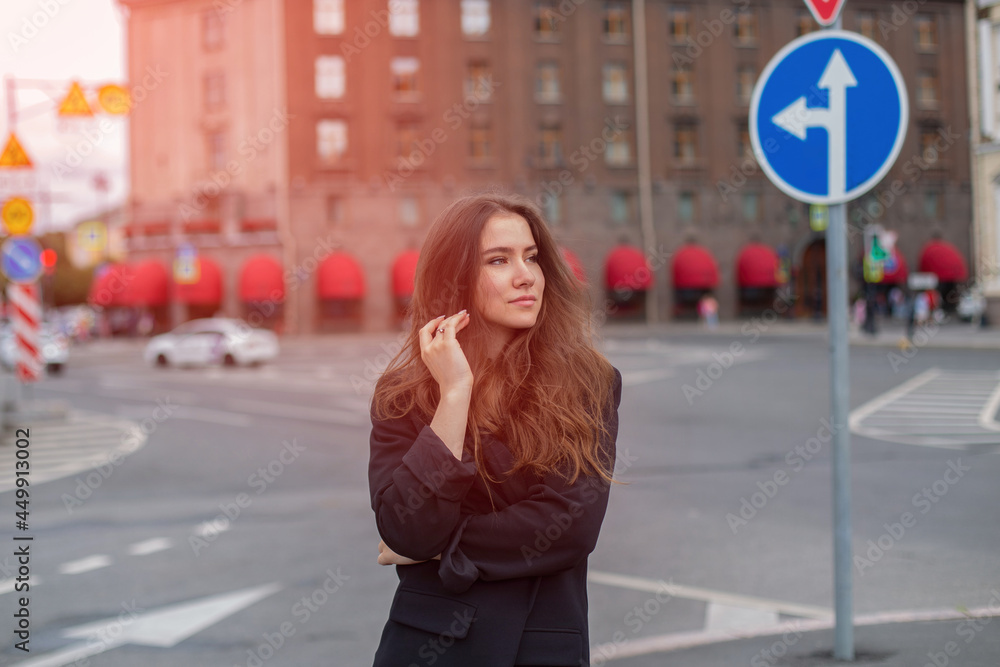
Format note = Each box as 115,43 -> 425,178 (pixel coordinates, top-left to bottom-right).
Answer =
804,0 -> 846,26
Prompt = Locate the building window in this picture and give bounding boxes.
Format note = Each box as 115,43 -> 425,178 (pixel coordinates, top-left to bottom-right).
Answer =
539,122 -> 562,167
917,70 -> 939,108
678,190 -> 696,223
317,119 -> 348,164
465,60 -> 492,101
920,127 -> 942,165
470,121 -> 492,161
535,1 -> 561,40
603,2 -> 629,41
202,10 -> 224,51
605,129 -> 631,166
737,126 -> 753,160
314,0 -> 344,35
671,65 -> 694,104
734,9 -> 757,46
396,122 -> 421,159
674,123 -> 697,164
915,14 -> 937,51
669,6 -> 691,42
203,72 -> 226,110
315,56 -> 345,99
536,61 -> 561,103
796,10 -> 819,37
389,0 -> 419,37
856,11 -> 875,40
603,62 -> 629,104
399,196 -> 420,226
391,57 -> 420,96
736,65 -> 755,105
326,195 -> 343,225
461,0 -> 490,37
742,192 -> 760,222
923,190 -> 941,219
207,131 -> 226,171
610,190 -> 631,224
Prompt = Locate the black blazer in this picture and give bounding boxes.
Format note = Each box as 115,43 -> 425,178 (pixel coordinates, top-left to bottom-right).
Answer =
368,366 -> 622,667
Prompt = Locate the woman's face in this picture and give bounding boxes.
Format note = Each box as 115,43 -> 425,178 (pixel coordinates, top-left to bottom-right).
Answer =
475,213 -> 545,352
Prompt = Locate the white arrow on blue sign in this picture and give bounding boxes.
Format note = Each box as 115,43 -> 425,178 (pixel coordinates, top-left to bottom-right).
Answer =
749,30 -> 909,205
1,236 -> 44,284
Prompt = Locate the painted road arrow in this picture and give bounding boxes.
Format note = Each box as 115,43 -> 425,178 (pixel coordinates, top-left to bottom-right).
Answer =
13,582 -> 281,667
771,49 -> 856,198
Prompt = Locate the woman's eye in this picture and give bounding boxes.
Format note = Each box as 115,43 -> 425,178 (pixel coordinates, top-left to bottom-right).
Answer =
527,255 -> 538,263
489,257 -> 505,265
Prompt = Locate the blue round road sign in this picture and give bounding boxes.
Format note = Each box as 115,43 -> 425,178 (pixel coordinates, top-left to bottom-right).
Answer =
749,30 -> 908,205
1,237 -> 43,284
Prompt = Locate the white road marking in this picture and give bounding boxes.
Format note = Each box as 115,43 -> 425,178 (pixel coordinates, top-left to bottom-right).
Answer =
0,576 -> 39,596
0,411 -> 149,494
57,555 -> 112,575
703,602 -> 779,632
13,583 -> 282,667
850,369 -> 1000,448
128,537 -> 173,556
591,604 -> 1000,662
194,520 -> 230,537
621,368 -> 675,386
587,570 -> 831,619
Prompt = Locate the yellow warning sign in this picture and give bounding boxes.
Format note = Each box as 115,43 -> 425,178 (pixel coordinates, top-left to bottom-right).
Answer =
77,220 -> 107,251
2,198 -> 34,235
98,85 -> 131,115
0,133 -> 32,168
58,81 -> 93,116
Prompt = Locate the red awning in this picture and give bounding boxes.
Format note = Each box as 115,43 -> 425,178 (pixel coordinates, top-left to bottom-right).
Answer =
173,256 -> 223,305
605,245 -> 652,290
392,249 -> 419,298
879,247 -> 909,285
318,252 -> 365,299
918,239 -> 968,283
736,243 -> 779,288
560,247 -> 587,284
239,254 -> 284,302
121,259 -> 169,307
673,244 -> 719,289
87,263 -> 128,307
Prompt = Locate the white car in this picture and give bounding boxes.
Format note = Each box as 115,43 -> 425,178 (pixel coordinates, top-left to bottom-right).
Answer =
0,323 -> 69,374
144,318 -> 279,368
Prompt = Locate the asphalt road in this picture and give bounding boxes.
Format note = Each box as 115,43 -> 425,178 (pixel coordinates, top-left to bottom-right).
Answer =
2,329 -> 998,666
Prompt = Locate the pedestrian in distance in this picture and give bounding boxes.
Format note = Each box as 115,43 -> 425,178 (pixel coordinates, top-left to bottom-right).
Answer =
368,192 -> 623,667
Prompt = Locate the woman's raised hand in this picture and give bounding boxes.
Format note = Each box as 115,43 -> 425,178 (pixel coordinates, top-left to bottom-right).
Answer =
418,310 -> 473,395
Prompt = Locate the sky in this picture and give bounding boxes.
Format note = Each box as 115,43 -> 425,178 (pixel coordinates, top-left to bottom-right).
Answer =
0,0 -> 127,233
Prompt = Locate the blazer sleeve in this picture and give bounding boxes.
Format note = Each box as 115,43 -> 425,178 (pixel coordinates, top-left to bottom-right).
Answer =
369,408 -> 478,561
436,366 -> 623,594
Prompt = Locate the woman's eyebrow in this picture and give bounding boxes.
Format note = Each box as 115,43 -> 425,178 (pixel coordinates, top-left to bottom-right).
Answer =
481,244 -> 538,255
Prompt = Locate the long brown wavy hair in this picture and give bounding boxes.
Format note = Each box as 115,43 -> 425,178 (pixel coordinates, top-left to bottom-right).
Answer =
371,191 -> 618,485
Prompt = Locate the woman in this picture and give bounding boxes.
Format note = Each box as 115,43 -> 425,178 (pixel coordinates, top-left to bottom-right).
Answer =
368,192 -> 623,666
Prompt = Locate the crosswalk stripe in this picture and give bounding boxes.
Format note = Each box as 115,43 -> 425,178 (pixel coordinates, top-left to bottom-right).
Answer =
58,555 -> 112,575
851,368 -> 1000,449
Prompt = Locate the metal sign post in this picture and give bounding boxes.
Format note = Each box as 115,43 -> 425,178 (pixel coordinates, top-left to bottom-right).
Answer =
749,10 -> 909,660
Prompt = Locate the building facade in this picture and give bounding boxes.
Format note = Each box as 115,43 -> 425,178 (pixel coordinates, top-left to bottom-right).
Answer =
114,0 -> 972,334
